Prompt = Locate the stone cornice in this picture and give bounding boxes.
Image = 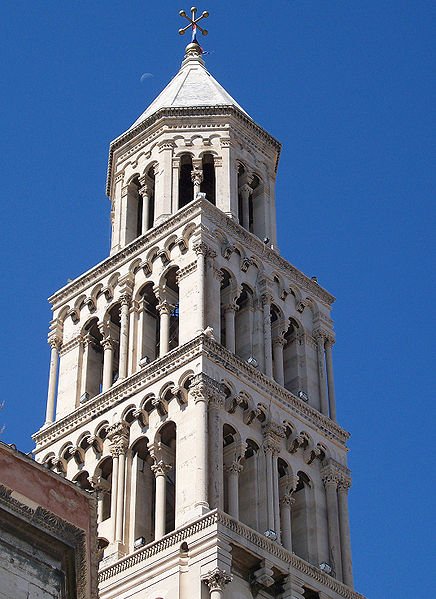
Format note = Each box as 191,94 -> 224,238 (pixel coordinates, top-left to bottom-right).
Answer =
99,510 -> 366,599
49,199 -> 333,311
202,336 -> 348,445
48,201 -> 203,309
201,201 -> 335,306
32,336 -> 203,451
106,105 -> 282,195
33,335 -> 348,453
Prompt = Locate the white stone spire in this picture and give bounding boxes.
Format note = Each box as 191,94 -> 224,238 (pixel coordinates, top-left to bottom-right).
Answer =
129,46 -> 251,130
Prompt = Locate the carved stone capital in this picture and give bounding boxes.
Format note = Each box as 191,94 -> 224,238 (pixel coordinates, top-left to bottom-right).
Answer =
156,301 -> 174,316
193,241 -> 209,256
280,493 -> 296,508
263,421 -> 285,455
191,169 -> 204,186
107,422 -> 129,457
189,373 -> 225,406
321,464 -> 341,488
225,461 -> 244,475
48,336 -> 62,351
151,460 -> 172,477
202,568 -> 232,592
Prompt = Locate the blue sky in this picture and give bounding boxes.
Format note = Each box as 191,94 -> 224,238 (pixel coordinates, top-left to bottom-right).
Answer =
0,2 -> 434,597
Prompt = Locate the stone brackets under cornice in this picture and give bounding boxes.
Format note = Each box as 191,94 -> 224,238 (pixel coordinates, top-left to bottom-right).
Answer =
33,335 -> 348,453
48,198 -> 334,310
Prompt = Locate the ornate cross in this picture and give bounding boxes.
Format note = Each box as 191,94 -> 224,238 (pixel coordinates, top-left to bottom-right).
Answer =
179,6 -> 209,40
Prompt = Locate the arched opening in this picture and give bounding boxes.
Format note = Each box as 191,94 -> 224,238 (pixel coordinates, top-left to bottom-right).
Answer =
107,303 -> 121,385
99,457 -> 113,523
292,471 -> 312,562
162,267 -> 180,352
178,154 -> 194,208
81,318 -> 103,400
155,422 -> 177,535
283,319 -> 300,394
200,153 -> 216,205
138,283 -> 159,365
220,269 -> 238,352
235,284 -> 254,361
144,166 -> 156,232
222,424 -> 243,518
250,174 -> 265,239
239,439 -> 259,530
125,177 -> 142,244
130,437 -> 154,546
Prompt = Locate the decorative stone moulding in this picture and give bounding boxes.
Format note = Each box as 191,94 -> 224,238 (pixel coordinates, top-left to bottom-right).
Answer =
49,199 -> 333,312
98,510 -> 365,599
33,334 -> 349,452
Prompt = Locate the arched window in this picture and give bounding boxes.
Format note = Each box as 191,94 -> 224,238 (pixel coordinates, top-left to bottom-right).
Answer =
162,267 -> 180,352
292,471 -> 312,562
155,422 -> 177,535
130,437 -> 154,546
235,285 -> 254,361
81,318 -> 103,400
283,319 -> 300,394
239,439 -> 260,530
107,303 -> 121,385
138,283 -> 159,364
200,153 -> 216,205
98,457 -> 113,523
178,154 -> 194,208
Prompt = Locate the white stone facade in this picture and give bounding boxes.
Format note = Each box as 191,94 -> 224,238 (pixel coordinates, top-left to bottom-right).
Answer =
34,42 -> 365,599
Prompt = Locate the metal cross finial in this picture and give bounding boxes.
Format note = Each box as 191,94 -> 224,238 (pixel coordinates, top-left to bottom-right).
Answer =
179,6 -> 209,41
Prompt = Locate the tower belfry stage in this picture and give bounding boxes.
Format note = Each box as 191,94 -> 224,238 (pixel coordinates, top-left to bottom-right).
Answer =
34,9 -> 366,599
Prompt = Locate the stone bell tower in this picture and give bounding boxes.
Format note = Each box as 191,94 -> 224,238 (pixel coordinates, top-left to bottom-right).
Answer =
33,9 -> 366,599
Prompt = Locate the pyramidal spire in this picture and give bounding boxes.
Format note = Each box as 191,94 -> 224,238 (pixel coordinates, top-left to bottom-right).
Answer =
128,7 -> 250,131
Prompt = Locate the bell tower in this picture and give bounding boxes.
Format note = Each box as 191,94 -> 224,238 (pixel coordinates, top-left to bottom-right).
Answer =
34,10 -> 366,599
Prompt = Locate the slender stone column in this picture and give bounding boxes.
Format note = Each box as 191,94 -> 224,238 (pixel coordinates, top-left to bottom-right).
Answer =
325,337 -> 337,421
226,461 -> 243,519
272,454 -> 281,537
202,568 -> 232,599
138,177 -> 153,233
262,293 -> 273,378
272,336 -> 285,386
45,337 -> 61,424
223,304 -> 236,353
264,447 -> 275,531
239,183 -> 251,230
208,393 -> 224,510
115,450 -> 126,543
118,294 -> 130,380
338,478 -> 354,588
127,300 -> 139,375
322,468 -> 343,581
189,381 -> 209,511
151,460 -> 172,540
110,454 -> 119,541
157,301 -> 173,356
192,161 -> 204,198
315,331 -> 329,416
108,422 -> 129,545
102,337 -> 114,392
88,476 -> 109,524
194,241 -> 208,333
171,156 -> 180,213
280,494 -> 295,551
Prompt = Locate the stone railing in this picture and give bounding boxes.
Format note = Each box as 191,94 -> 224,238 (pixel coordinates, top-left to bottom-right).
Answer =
99,509 -> 366,599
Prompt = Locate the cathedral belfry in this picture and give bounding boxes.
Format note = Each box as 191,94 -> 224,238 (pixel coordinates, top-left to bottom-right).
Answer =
33,9 -> 366,599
